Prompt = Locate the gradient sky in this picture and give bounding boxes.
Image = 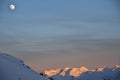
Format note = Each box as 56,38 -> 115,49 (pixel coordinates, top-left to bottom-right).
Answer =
0,0 -> 120,71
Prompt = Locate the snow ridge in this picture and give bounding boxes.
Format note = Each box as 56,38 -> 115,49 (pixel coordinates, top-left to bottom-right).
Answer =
0,53 -> 49,80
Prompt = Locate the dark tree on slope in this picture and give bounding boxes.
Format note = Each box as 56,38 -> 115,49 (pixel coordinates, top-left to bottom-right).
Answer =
40,73 -> 47,77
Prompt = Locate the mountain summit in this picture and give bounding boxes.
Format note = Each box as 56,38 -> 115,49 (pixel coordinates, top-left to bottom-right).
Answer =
44,67 -> 88,77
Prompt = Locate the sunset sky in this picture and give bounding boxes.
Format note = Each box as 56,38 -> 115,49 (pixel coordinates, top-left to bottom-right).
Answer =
0,0 -> 120,71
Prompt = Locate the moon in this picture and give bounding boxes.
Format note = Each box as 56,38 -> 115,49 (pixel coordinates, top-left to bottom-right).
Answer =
10,4 -> 15,10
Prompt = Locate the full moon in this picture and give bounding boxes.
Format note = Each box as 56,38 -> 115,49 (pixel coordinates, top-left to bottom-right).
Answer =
10,4 -> 15,10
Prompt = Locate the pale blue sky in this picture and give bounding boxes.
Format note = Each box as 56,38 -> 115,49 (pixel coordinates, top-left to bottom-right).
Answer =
0,0 -> 120,71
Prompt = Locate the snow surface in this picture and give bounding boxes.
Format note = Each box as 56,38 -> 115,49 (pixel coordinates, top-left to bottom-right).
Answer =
0,53 -> 120,80
0,53 -> 49,80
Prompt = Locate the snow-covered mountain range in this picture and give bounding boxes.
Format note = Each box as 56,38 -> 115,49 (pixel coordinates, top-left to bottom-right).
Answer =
44,65 -> 120,80
0,53 -> 120,80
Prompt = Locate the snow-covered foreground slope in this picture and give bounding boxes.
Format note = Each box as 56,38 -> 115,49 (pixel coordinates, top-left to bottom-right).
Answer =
0,53 -> 49,80
44,66 -> 120,80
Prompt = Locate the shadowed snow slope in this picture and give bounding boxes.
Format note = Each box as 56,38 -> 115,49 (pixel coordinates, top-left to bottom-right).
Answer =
0,53 -> 49,80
